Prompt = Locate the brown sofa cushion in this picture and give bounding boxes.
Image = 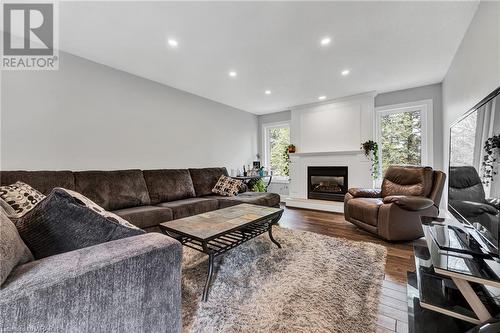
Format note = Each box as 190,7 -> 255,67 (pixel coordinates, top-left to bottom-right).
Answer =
112,206 -> 173,229
0,171 -> 75,195
143,169 -> 196,204
346,198 -> 384,227
74,170 -> 150,211
209,192 -> 281,208
189,168 -> 228,197
157,197 -> 219,219
381,166 -> 434,198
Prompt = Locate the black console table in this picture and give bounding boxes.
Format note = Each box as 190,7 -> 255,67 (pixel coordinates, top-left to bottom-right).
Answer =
408,216 -> 500,332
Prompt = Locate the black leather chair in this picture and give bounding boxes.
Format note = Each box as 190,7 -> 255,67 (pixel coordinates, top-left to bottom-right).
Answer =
449,166 -> 499,236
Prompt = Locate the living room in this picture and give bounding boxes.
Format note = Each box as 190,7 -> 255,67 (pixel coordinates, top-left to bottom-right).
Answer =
1,1 -> 499,333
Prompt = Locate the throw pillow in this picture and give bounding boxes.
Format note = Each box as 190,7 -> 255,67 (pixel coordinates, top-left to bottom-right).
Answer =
0,208 -> 34,285
212,175 -> 243,197
15,188 -> 145,259
0,182 -> 46,218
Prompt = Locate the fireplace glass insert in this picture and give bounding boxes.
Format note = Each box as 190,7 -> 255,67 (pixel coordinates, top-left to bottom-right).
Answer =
308,166 -> 348,201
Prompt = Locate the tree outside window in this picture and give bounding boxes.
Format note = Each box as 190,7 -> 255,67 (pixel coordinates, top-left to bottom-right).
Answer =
380,110 -> 422,175
266,126 -> 290,177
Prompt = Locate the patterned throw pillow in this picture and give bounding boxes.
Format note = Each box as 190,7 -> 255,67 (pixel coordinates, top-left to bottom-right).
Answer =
0,182 -> 46,218
60,188 -> 140,230
212,175 -> 243,197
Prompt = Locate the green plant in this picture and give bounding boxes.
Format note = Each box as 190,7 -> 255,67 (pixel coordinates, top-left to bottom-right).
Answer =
361,140 -> 379,180
481,134 -> 500,185
251,178 -> 267,192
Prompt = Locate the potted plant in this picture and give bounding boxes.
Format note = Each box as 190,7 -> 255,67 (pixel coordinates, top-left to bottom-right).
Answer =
481,134 -> 500,185
287,144 -> 296,153
361,140 -> 380,186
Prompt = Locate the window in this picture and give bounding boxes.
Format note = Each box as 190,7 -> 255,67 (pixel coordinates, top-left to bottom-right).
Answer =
375,100 -> 433,177
263,122 -> 290,180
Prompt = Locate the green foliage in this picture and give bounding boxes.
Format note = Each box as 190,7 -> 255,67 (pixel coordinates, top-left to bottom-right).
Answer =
269,127 -> 290,177
251,179 -> 267,192
481,134 -> 500,185
380,111 -> 422,175
361,140 -> 379,180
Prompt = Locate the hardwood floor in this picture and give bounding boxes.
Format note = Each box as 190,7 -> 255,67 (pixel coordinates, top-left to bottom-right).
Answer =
278,206 -> 414,333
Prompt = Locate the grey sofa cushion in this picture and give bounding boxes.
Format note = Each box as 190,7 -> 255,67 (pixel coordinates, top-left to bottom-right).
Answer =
188,168 -> 229,197
157,197 -> 219,219
74,170 -> 151,210
0,171 -> 75,195
15,188 -> 145,259
0,209 -> 33,285
113,206 -> 174,229
0,233 -> 182,333
210,192 -> 281,208
143,169 -> 196,204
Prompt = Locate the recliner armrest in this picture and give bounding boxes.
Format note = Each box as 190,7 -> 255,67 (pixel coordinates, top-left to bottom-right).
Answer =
348,188 -> 381,198
383,195 -> 434,211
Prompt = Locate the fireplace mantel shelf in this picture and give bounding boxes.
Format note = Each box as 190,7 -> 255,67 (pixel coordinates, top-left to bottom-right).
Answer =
289,150 -> 363,157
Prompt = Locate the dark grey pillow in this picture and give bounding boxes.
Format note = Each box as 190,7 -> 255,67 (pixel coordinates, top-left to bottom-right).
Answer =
15,188 -> 145,259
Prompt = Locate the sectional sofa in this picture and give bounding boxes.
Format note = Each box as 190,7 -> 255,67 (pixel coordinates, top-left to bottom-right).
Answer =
0,167 -> 281,231
0,167 -> 280,333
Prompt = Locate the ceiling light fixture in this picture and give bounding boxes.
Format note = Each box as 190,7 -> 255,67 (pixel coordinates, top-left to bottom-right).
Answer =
341,69 -> 350,76
167,39 -> 178,48
318,96 -> 327,101
229,71 -> 237,77
265,90 -> 272,95
320,37 -> 331,46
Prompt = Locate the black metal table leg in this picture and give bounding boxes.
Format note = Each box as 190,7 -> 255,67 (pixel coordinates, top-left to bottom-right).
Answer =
202,253 -> 214,302
268,225 -> 281,248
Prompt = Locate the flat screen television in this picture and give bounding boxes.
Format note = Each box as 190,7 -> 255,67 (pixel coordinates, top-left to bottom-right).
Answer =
448,87 -> 500,257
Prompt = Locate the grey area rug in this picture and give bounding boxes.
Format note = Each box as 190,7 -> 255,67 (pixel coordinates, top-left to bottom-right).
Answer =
182,227 -> 387,333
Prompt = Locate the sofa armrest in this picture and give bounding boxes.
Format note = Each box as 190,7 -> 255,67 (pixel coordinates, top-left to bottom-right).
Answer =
0,233 -> 182,333
383,195 -> 434,211
348,188 -> 382,198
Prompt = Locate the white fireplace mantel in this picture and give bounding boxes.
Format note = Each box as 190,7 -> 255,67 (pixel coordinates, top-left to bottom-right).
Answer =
289,150 -> 363,157
285,92 -> 375,212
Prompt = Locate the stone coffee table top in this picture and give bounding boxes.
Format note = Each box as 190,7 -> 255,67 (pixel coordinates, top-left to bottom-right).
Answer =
160,203 -> 282,240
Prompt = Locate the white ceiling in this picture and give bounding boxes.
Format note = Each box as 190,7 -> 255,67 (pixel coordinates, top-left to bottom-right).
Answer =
58,1 -> 479,114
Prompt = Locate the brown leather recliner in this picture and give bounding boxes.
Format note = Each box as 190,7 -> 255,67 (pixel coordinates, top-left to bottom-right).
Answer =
344,165 -> 446,241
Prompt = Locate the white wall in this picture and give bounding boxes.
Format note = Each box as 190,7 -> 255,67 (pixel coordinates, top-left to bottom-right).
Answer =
290,93 -> 375,153
375,83 -> 444,170
0,52 -> 258,171
442,1 -> 500,204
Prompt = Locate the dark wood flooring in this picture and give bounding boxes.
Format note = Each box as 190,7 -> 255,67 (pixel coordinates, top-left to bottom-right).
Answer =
278,206 -> 414,333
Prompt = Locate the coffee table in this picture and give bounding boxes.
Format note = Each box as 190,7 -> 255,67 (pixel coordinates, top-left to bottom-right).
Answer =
159,203 -> 283,301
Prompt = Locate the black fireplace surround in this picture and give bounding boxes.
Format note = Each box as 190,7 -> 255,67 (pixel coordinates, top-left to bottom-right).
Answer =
307,166 -> 348,202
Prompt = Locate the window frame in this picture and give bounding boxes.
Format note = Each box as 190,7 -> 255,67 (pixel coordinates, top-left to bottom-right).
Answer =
375,99 -> 434,178
262,120 -> 291,182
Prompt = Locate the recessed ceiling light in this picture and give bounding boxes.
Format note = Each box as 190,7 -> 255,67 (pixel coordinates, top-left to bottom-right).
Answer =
229,71 -> 237,77
265,90 -> 272,95
341,69 -> 350,76
167,39 -> 178,48
320,37 -> 331,46
318,96 -> 327,101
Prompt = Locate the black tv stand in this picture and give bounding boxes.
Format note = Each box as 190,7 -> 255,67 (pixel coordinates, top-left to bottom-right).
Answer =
407,216 -> 500,332
427,222 -> 490,258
